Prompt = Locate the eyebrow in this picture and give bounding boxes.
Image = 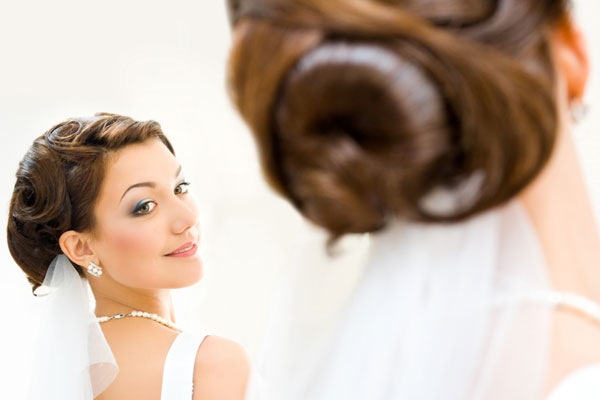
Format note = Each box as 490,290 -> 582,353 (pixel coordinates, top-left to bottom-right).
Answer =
119,165 -> 183,203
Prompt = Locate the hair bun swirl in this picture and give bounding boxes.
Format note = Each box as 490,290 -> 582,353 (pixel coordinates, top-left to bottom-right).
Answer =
8,136 -> 73,289
228,0 -> 564,240
275,42 -> 453,235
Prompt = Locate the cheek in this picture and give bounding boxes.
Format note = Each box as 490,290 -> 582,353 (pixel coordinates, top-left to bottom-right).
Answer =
98,223 -> 163,284
108,225 -> 158,254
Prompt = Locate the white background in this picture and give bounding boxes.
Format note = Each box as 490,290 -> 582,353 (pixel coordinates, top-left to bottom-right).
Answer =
0,1 -> 598,397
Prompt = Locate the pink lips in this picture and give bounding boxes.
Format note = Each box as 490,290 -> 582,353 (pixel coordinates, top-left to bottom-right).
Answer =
165,242 -> 198,257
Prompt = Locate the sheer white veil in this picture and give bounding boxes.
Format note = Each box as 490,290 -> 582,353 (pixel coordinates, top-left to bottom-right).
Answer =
29,254 -> 118,399
257,200 -> 553,399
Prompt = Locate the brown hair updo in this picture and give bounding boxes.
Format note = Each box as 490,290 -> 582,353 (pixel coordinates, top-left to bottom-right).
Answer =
7,113 -> 174,293
227,0 -> 569,240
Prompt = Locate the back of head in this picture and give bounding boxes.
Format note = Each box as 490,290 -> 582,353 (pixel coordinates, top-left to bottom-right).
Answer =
227,0 -> 569,241
7,113 -> 174,293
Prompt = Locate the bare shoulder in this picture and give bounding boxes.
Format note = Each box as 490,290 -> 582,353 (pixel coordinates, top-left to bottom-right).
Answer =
193,335 -> 251,400
97,320 -> 179,399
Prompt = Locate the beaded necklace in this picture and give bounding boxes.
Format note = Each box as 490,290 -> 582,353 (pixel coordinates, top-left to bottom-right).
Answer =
97,310 -> 183,332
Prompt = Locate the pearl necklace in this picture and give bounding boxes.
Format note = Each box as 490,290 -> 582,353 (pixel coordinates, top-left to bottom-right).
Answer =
97,311 -> 183,332
530,290 -> 600,323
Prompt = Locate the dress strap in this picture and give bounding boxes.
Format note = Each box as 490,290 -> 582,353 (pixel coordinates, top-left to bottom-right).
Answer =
161,332 -> 208,399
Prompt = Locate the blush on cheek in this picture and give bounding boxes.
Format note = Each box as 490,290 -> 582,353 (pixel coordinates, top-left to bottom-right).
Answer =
108,226 -> 155,253
99,225 -> 162,286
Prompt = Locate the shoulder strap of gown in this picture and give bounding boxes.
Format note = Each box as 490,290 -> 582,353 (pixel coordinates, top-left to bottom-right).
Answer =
161,332 -> 208,399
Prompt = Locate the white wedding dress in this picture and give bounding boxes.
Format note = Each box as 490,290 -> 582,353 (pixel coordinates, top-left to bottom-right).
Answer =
162,332 -> 208,398
259,200 -> 598,399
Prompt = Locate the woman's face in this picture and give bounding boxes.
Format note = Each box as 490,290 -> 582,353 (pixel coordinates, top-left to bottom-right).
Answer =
89,138 -> 202,289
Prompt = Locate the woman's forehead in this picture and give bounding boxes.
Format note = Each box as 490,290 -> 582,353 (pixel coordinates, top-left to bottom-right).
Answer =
100,139 -> 180,198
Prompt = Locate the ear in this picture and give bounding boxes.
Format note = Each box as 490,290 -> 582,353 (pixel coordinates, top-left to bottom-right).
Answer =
551,15 -> 590,102
59,230 -> 98,269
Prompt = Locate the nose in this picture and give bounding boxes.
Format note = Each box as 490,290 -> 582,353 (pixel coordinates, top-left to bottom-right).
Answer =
169,196 -> 199,235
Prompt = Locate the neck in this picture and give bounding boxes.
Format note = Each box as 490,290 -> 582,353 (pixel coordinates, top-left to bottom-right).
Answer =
520,123 -> 600,301
89,276 -> 176,322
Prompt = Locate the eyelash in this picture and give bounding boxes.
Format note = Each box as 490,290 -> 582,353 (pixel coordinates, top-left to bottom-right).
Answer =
174,181 -> 190,195
132,181 -> 191,216
133,200 -> 156,216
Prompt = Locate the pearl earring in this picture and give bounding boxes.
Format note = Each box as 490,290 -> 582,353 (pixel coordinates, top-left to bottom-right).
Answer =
87,262 -> 103,277
570,100 -> 589,124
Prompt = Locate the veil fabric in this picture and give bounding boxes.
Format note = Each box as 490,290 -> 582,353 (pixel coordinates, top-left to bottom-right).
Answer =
258,200 -> 553,399
29,254 -> 118,399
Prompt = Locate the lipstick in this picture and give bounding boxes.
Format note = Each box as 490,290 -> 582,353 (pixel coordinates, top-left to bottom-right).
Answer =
166,242 -> 198,257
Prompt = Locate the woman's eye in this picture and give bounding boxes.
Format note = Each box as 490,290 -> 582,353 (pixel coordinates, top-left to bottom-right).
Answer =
175,181 -> 190,195
133,201 -> 156,216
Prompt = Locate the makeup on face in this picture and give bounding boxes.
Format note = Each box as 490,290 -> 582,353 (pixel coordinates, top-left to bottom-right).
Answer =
164,241 -> 199,257
117,168 -> 199,256
126,180 -> 190,217
92,138 -> 203,289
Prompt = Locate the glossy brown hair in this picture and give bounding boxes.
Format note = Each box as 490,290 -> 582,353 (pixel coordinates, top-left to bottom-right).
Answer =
227,0 -> 569,241
7,113 -> 175,293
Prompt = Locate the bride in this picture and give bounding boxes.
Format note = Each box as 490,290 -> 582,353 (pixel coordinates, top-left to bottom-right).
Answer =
7,113 -> 250,399
226,0 -> 598,398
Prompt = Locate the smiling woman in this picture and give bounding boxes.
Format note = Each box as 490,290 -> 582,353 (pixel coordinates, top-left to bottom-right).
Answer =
6,113 -> 250,400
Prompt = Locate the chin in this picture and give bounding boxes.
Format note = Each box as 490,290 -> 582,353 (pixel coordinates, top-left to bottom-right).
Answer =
171,260 -> 203,288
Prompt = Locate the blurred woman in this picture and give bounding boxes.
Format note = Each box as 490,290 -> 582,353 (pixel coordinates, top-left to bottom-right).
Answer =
226,0 -> 597,398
